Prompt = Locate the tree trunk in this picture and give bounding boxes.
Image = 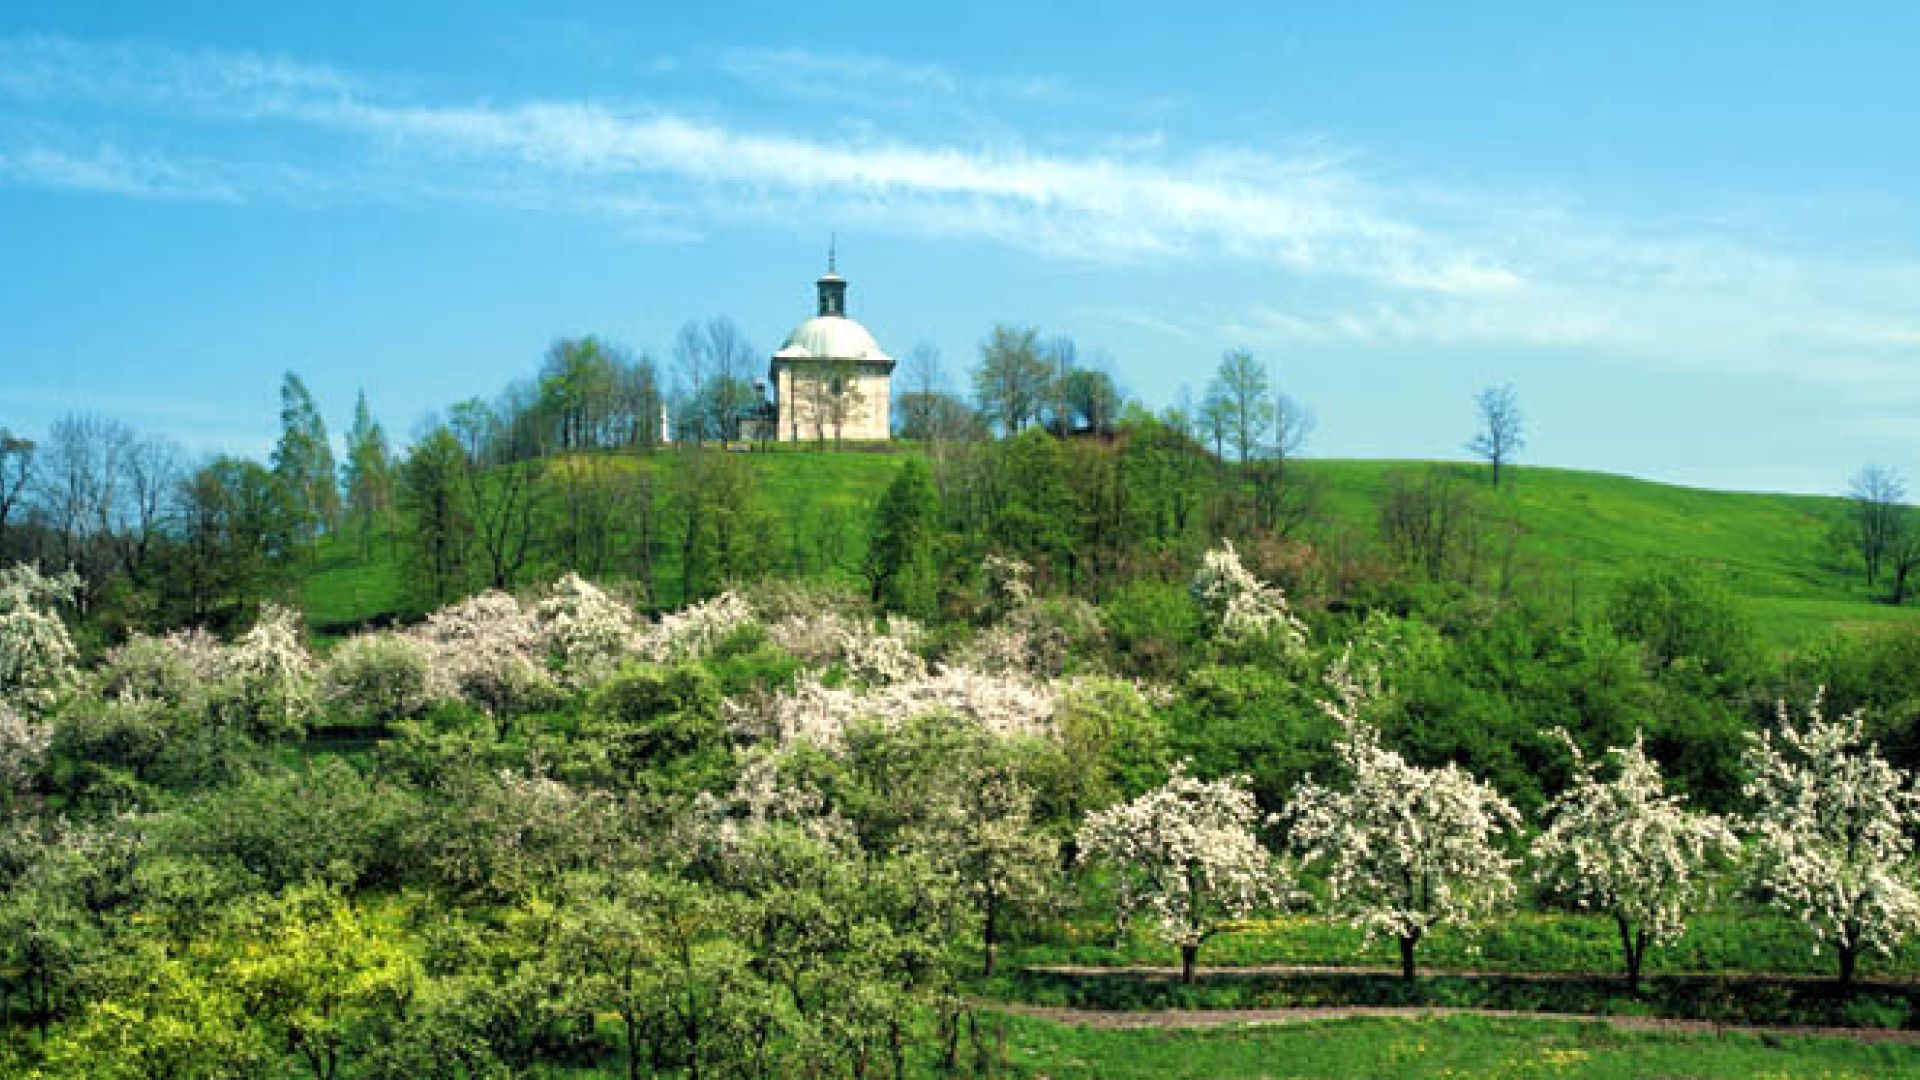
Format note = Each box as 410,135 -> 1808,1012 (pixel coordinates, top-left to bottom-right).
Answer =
1180,943 -> 1199,984
1617,915 -> 1644,994
983,892 -> 999,977
1399,934 -> 1419,982
1839,944 -> 1859,991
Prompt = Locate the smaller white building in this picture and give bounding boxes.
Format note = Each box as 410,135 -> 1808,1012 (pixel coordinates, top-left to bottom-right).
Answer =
769,255 -> 894,442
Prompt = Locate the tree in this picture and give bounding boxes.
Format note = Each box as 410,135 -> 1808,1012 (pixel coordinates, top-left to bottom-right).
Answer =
1742,695 -> 1920,989
32,413 -> 135,595
1531,732 -> 1738,991
228,884 -> 419,1080
399,428 -> 473,606
1208,350 -> 1272,463
173,457 -> 302,627
341,391 -> 395,559
897,342 -> 946,439
1197,391 -> 1232,459
1077,765 -> 1288,982
974,326 -> 1052,436
548,869 -> 739,1080
909,757 -> 1057,977
272,372 -> 339,538
1286,667 -> 1520,980
1058,366 -> 1123,435
1847,465 -> 1907,589
0,428 -> 32,556
1467,383 -> 1525,488
0,563 -> 81,715
1607,568 -> 1756,678
673,450 -> 765,604
866,459 -> 942,619
1888,511 -> 1920,606
702,317 -> 760,442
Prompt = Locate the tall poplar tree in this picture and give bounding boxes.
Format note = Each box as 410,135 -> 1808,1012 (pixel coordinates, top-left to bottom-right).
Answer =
341,391 -> 394,558
271,372 -> 339,538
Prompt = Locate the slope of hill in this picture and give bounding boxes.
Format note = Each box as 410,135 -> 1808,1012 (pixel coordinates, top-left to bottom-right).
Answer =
1296,460 -> 1907,648
302,449 -> 1913,650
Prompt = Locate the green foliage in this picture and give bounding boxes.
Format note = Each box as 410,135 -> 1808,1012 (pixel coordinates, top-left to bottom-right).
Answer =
399,427 -> 473,607
576,662 -> 729,790
1100,579 -> 1204,679
1608,567 -> 1758,680
867,457 -> 943,619
157,757 -> 420,893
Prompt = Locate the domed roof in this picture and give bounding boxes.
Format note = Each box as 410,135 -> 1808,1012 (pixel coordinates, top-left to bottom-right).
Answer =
773,314 -> 893,366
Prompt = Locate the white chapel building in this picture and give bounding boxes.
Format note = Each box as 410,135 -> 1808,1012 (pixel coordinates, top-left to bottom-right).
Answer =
766,253 -> 894,442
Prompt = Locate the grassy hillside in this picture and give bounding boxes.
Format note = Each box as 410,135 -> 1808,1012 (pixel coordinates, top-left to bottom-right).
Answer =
1297,460 -> 1908,648
303,449 -> 1916,650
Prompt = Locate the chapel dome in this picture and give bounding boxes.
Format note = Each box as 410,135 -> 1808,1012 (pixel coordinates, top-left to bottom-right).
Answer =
774,315 -> 891,365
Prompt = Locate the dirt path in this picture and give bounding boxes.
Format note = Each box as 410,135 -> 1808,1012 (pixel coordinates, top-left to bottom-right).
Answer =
1024,962 -> 1917,989
985,1002 -> 1920,1045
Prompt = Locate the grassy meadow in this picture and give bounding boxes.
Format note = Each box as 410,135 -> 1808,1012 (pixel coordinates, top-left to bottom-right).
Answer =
988,1012 -> 1920,1079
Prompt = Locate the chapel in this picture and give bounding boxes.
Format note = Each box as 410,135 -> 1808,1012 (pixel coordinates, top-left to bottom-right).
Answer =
765,249 -> 894,441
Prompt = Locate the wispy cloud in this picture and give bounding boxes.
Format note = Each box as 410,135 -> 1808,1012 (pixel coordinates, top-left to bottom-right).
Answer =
1,33 -> 1916,393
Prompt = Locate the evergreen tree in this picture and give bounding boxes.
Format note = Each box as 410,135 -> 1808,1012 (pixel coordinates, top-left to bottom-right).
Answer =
866,458 -> 942,618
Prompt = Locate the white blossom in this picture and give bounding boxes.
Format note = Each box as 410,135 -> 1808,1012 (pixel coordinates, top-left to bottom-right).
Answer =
1285,673 -> 1519,972
406,590 -> 556,714
765,610 -> 927,685
1077,765 -> 1288,978
981,554 -> 1034,614
219,602 -> 317,734
1190,540 -> 1307,656
0,701 -> 51,797
735,665 -> 1058,750
1742,693 -> 1920,984
1531,731 -> 1738,986
634,591 -> 756,664
535,573 -> 637,688
957,598 -> 1105,679
0,564 -> 81,714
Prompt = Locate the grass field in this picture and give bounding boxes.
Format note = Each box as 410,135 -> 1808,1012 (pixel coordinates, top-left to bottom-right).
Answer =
1012,912 -> 1920,982
989,1012 -> 1920,1079
300,448 -> 1920,650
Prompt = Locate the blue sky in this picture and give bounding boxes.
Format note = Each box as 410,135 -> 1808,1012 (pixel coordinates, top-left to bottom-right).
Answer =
1,2 -> 1916,493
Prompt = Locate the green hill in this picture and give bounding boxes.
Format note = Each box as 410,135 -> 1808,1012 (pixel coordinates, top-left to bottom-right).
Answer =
302,449 -> 1915,651
1297,460 -> 1909,648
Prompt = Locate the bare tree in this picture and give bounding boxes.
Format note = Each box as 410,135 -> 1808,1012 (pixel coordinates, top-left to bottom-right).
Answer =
0,428 -> 34,554
117,434 -> 181,585
1468,384 -> 1526,488
704,317 -> 759,441
1848,465 -> 1908,589
1269,389 -> 1316,471
33,414 -> 134,587
899,341 -> 945,439
672,321 -> 707,444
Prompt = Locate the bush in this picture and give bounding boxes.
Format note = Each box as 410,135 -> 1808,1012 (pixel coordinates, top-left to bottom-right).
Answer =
320,633 -> 434,728
577,664 -> 730,789
1100,580 -> 1202,679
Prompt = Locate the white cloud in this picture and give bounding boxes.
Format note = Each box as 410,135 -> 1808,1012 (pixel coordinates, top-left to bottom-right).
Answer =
0,33 -> 1916,395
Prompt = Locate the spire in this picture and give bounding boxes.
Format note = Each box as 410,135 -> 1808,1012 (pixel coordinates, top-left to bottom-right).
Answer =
816,239 -> 847,317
